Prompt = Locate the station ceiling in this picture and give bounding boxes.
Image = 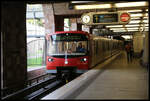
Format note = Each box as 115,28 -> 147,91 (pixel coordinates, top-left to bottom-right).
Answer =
27,1 -> 149,33
69,1 -> 149,33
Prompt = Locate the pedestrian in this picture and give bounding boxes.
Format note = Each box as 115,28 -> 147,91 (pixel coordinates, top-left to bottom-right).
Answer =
125,43 -> 132,63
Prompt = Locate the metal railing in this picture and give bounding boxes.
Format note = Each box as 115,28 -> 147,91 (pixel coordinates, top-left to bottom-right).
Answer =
27,38 -> 45,66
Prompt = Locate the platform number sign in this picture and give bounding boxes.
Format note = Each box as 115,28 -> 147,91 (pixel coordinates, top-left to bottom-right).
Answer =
81,12 -> 130,25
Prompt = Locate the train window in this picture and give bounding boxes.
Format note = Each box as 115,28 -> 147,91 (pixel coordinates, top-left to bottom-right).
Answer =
47,34 -> 88,57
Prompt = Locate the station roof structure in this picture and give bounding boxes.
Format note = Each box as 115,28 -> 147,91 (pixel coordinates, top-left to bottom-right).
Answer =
26,1 -> 149,34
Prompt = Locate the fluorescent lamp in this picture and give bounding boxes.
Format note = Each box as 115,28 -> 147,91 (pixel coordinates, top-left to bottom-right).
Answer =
74,4 -> 111,10
106,25 -> 123,28
145,13 -> 148,17
125,25 -> 140,27
143,20 -> 148,23
144,17 -> 148,19
128,30 -> 139,31
115,1 -> 148,8
113,30 -> 127,32
129,20 -> 141,24
110,28 -> 125,30
71,1 -> 96,3
130,13 -> 143,17
121,35 -> 132,39
119,9 -> 142,13
127,27 -> 139,30
142,24 -> 148,26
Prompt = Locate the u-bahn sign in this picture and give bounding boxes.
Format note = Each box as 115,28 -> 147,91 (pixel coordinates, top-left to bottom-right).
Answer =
81,12 -> 130,25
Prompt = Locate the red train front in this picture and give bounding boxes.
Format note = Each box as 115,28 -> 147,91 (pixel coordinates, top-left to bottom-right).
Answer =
46,31 -> 90,75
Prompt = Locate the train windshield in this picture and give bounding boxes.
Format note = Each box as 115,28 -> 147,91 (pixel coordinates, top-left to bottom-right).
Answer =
47,33 -> 88,58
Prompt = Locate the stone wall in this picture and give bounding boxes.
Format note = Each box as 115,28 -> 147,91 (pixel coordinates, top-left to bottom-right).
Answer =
1,2 -> 27,89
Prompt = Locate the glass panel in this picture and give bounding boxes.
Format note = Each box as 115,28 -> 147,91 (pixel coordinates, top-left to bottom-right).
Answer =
47,33 -> 88,57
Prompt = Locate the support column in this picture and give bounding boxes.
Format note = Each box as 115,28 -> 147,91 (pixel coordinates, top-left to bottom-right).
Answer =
42,4 -> 64,65
1,2 -> 27,89
142,32 -> 149,67
42,4 -> 55,34
55,15 -> 64,31
70,18 -> 77,31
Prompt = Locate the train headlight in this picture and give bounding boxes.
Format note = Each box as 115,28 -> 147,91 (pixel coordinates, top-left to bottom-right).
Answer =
48,58 -> 53,62
81,58 -> 87,62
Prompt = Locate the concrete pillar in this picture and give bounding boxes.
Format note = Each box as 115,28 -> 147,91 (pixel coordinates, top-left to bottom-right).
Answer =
42,4 -> 64,33
142,32 -> 149,67
133,32 -> 144,57
42,4 -> 55,34
1,2 -> 27,89
42,4 -> 64,65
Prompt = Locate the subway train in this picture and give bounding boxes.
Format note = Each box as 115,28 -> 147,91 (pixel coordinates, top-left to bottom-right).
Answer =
45,31 -> 123,77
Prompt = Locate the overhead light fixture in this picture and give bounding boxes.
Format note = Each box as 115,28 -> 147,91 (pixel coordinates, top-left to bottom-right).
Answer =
144,17 -> 148,19
145,13 -> 148,17
129,20 -> 141,24
119,9 -> 142,13
106,25 -> 123,28
110,28 -> 125,30
130,13 -> 143,17
71,1 -> 96,3
113,30 -> 126,32
128,29 -> 139,32
142,24 -> 148,26
143,20 -> 148,23
131,17 -> 142,20
127,27 -> 139,30
121,35 -> 132,39
125,25 -> 140,27
74,4 -> 111,10
115,1 -> 148,8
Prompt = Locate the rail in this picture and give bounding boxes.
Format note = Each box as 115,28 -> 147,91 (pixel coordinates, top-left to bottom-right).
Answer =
1,76 -> 61,100
1,73 -> 52,98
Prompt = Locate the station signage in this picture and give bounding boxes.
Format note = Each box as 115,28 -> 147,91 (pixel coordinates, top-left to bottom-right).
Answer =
81,12 -> 130,25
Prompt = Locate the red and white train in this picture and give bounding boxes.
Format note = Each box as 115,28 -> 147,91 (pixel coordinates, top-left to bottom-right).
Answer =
46,31 -> 123,75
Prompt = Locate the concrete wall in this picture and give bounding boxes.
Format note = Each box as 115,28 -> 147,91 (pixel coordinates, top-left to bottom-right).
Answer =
1,2 -> 27,89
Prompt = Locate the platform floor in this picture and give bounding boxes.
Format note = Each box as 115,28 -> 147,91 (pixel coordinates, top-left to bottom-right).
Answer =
27,65 -> 45,72
68,51 -> 149,99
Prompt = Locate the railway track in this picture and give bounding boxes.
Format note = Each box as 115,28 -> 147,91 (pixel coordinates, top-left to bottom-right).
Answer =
1,76 -> 65,100
1,73 -> 81,100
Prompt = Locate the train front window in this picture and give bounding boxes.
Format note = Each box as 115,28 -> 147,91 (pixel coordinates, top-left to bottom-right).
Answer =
47,33 -> 88,57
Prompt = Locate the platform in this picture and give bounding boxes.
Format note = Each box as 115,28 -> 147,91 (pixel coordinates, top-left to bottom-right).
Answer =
27,66 -> 45,72
42,51 -> 148,100
68,51 -> 149,99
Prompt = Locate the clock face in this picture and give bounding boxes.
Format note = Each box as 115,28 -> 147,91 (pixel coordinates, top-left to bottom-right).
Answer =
82,15 -> 90,24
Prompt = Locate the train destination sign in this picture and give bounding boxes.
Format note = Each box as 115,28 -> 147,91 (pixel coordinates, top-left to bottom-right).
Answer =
51,34 -> 88,41
81,12 -> 130,25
